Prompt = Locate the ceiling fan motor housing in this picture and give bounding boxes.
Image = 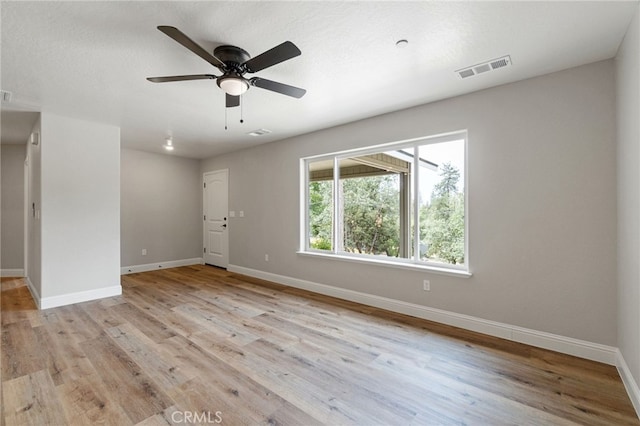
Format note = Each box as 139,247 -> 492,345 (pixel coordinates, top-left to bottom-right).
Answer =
213,45 -> 251,73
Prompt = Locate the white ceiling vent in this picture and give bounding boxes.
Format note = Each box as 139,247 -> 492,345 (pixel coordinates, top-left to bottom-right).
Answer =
247,128 -> 272,137
1,90 -> 12,102
490,57 -> 510,70
456,55 -> 512,79
458,69 -> 475,79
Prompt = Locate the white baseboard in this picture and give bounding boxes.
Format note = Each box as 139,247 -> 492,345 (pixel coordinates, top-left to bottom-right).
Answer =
228,265 -> 618,366
17,258 -> 203,310
23,275 -> 121,310
617,349 -> 640,418
25,276 -> 40,307
1,268 -> 25,277
40,285 -> 122,310
121,257 -> 204,275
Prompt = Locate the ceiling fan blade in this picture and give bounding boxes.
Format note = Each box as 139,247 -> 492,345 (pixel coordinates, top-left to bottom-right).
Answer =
250,77 -> 306,98
226,94 -> 240,108
243,41 -> 301,73
147,74 -> 217,83
157,26 -> 226,69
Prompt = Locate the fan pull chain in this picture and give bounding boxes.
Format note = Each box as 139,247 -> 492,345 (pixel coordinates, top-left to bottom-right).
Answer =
240,95 -> 244,124
224,103 -> 228,130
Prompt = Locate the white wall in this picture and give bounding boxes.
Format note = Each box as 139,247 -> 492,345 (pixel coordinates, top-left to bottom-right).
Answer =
39,113 -> 120,304
202,60 -> 617,346
1,144 -> 26,271
120,149 -> 202,268
26,117 -> 42,294
617,3 -> 640,390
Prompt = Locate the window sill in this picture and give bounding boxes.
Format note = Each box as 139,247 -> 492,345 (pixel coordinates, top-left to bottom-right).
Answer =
296,250 -> 472,278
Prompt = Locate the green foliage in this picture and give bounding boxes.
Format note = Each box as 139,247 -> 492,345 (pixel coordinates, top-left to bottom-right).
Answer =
308,162 -> 464,265
308,181 -> 333,250
310,237 -> 332,250
421,162 -> 465,264
342,175 -> 400,256
308,175 -> 401,256
432,163 -> 460,200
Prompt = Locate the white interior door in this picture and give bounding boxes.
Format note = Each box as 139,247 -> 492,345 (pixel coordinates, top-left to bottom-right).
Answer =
203,170 -> 229,268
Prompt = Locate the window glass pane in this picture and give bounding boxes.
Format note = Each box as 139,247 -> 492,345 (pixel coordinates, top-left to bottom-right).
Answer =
338,153 -> 406,258
417,139 -> 465,266
302,132 -> 467,272
308,159 -> 333,251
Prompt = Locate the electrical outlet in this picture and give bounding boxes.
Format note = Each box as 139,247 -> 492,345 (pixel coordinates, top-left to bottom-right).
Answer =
142,249 -> 147,256
239,211 -> 245,218
265,254 -> 269,262
423,280 -> 430,291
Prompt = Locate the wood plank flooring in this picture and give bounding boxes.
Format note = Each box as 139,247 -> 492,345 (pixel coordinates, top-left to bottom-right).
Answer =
1,265 -> 638,425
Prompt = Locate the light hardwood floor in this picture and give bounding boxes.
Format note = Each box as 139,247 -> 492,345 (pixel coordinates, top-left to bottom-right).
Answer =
1,265 -> 638,425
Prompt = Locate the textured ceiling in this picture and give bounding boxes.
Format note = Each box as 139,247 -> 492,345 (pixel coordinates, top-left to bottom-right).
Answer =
1,1 -> 637,158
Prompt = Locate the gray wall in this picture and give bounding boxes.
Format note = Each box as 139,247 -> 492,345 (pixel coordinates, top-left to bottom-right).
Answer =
617,4 -> 640,386
121,149 -> 202,267
202,60 -> 617,346
40,113 -> 121,299
1,144 -> 26,271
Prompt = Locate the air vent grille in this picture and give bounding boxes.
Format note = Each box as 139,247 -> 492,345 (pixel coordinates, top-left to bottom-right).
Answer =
474,64 -> 491,74
456,55 -> 512,79
1,90 -> 12,102
247,128 -> 272,137
491,58 -> 509,70
458,69 -> 475,79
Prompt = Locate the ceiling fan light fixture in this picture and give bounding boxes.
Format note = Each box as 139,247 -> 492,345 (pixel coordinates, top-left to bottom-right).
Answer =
217,75 -> 249,96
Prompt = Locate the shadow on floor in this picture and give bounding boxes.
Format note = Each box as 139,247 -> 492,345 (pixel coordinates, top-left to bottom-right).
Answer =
1,278 -> 36,311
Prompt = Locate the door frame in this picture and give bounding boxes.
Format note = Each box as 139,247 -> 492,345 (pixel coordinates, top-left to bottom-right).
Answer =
23,153 -> 29,278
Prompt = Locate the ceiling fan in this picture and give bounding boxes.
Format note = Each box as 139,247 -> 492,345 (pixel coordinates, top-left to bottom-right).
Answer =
147,26 -> 306,108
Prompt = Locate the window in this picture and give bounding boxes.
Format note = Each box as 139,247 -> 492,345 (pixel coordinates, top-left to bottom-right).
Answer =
302,131 -> 467,272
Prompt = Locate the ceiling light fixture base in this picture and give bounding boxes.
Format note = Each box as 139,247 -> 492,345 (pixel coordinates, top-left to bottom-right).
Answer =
217,74 -> 249,96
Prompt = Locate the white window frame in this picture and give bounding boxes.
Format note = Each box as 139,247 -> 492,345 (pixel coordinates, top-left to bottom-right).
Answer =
299,130 -> 470,277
